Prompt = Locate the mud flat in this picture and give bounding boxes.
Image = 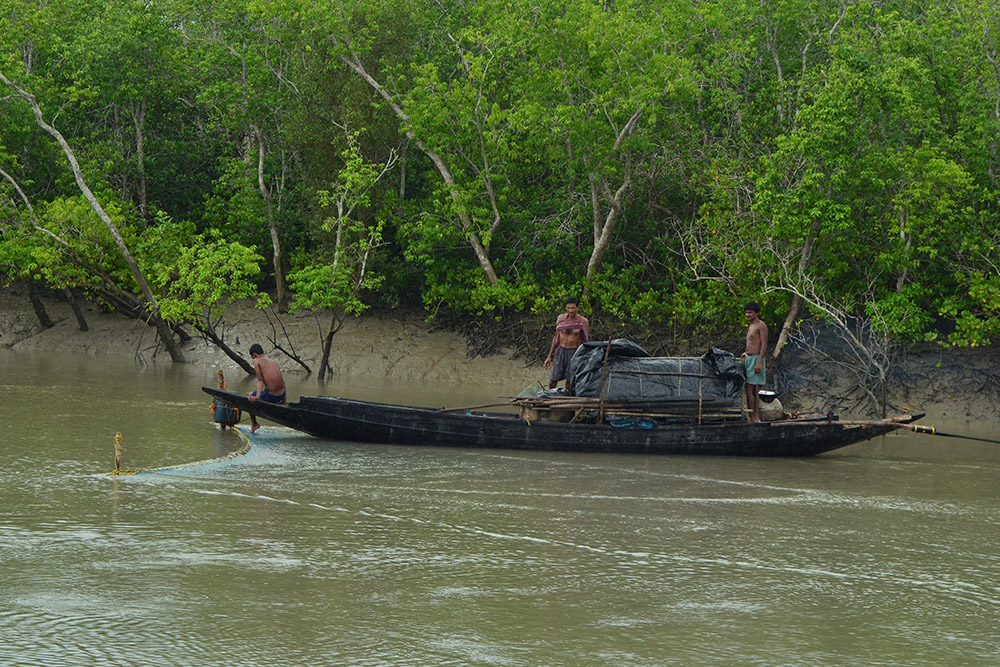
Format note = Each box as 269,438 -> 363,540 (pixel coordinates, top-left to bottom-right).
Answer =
0,290 -> 542,390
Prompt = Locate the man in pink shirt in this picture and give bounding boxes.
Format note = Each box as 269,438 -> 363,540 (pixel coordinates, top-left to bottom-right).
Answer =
544,298 -> 590,391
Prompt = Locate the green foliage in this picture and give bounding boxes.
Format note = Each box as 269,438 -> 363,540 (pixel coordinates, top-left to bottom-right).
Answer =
1,0 -> 998,352
34,195 -> 136,293
287,261 -> 381,318
938,271 -> 1000,347
589,266 -> 736,339
288,133 -> 391,318
154,228 -> 270,324
202,157 -> 269,245
133,210 -> 197,281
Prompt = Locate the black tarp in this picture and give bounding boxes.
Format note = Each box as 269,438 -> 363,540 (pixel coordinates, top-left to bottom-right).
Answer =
569,339 -> 744,406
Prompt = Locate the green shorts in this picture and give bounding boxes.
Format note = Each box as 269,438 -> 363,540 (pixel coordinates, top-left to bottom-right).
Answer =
744,354 -> 766,386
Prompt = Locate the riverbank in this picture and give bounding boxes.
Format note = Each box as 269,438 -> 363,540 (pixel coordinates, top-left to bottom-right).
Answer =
3,288 -> 998,427
0,289 -> 543,389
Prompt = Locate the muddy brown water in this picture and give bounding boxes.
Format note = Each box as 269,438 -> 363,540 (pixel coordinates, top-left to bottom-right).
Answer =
2,348 -> 999,666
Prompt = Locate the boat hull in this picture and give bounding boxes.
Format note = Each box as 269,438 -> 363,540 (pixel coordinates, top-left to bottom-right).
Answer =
203,388 -> 922,457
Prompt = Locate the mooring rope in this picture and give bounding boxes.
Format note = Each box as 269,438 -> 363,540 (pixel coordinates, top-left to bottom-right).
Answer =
108,426 -> 252,476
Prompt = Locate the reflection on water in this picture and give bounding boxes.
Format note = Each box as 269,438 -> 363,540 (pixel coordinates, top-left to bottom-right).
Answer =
2,349 -> 999,666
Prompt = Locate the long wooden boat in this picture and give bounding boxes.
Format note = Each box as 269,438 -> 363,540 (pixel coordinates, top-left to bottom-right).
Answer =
202,387 -> 924,457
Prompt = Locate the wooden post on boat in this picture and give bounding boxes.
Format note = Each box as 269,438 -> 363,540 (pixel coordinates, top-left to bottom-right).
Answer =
598,340 -> 613,422
695,358 -> 702,424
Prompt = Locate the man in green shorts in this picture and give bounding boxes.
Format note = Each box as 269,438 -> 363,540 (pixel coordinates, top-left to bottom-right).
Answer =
741,301 -> 768,422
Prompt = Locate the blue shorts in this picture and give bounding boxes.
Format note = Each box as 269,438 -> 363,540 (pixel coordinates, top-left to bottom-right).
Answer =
744,354 -> 766,386
252,389 -> 286,404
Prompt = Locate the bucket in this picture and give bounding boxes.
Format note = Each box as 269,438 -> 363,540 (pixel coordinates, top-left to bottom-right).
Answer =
213,402 -> 242,426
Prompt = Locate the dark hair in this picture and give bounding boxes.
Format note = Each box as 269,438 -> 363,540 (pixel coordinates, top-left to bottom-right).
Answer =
565,297 -> 579,306
249,343 -> 264,356
744,301 -> 761,313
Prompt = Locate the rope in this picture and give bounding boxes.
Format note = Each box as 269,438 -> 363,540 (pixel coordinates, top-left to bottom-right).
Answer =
899,422 -> 1000,445
109,426 -> 252,476
829,419 -> 1000,446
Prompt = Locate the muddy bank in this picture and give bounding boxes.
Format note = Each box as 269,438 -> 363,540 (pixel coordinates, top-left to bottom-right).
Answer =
0,290 -> 543,390
2,288 -> 998,427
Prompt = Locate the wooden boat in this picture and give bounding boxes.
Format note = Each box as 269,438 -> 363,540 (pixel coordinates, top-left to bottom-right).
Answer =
202,387 -> 924,457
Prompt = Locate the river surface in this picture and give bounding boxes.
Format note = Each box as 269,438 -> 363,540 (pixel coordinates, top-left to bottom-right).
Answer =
2,348 -> 999,666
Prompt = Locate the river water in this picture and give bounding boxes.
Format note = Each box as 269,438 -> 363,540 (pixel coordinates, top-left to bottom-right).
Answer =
2,348 -> 999,666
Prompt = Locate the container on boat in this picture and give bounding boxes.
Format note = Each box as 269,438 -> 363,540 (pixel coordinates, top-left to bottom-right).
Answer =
213,401 -> 242,426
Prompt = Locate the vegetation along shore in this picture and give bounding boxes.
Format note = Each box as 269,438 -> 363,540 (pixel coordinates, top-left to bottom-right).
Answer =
2,1 -> 997,424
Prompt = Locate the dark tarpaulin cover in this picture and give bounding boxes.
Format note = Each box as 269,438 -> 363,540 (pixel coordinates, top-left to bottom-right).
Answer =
569,339 -> 745,405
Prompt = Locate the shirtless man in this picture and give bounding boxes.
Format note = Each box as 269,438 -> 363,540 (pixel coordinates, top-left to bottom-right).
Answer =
740,302 -> 769,422
246,343 -> 287,433
544,298 -> 590,391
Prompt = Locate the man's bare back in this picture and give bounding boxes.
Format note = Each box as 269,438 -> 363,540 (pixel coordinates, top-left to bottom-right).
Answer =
253,355 -> 286,396
246,343 -> 287,433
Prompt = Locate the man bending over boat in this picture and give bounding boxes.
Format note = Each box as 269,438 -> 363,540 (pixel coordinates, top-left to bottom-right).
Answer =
741,302 -> 768,423
247,343 -> 287,433
544,297 -> 590,392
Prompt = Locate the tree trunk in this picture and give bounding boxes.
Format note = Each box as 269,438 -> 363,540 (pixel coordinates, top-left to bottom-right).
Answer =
772,293 -> 802,360
131,100 -> 147,219
64,287 -> 88,331
255,126 -> 289,312
317,310 -> 348,379
581,107 -> 642,292
196,323 -> 255,375
584,171 -> 629,290
319,327 -> 335,379
24,279 -> 54,329
772,218 -> 823,360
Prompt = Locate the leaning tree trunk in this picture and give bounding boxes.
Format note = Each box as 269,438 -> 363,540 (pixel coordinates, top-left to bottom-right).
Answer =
772,293 -> 803,360
195,322 -> 255,375
583,170 -> 629,293
581,106 -> 642,294
319,328 -> 335,379
24,279 -> 54,329
64,287 -> 88,331
772,218 -> 822,360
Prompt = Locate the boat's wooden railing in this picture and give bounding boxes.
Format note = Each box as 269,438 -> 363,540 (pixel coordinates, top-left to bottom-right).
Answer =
511,395 -> 744,424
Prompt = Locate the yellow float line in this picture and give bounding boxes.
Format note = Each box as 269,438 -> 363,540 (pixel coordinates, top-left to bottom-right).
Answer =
109,426 -> 252,476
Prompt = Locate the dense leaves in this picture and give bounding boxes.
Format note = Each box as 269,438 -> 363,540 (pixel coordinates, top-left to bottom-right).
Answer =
1,0 -> 998,359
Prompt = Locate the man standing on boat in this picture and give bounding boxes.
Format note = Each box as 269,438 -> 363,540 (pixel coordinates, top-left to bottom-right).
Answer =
741,302 -> 768,423
246,343 -> 287,433
544,297 -> 590,391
